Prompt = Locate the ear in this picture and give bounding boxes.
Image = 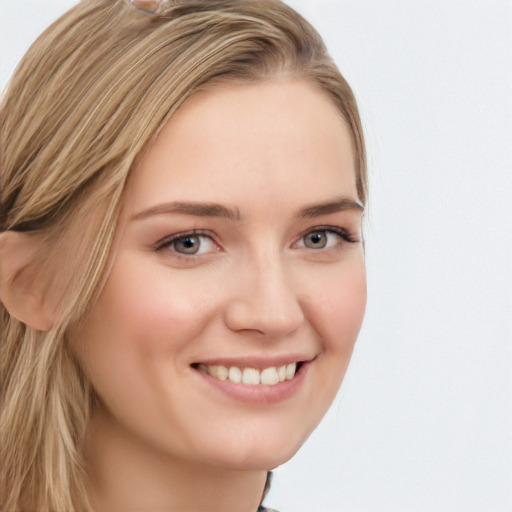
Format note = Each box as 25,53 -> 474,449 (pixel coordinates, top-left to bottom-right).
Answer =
0,231 -> 56,331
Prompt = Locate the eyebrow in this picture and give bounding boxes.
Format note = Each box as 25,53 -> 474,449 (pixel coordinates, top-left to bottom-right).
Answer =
131,197 -> 363,222
132,201 -> 241,221
296,197 -> 364,218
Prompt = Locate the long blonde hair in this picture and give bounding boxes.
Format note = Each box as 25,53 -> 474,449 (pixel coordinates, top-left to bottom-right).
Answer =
0,1 -> 367,510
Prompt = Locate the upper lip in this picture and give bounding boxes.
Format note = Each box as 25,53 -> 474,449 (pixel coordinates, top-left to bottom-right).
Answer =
191,354 -> 317,370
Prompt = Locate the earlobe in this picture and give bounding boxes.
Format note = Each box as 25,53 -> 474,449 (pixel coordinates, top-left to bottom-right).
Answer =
0,231 -> 55,331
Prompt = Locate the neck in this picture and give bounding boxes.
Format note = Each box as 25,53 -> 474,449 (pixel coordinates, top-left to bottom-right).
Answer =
83,407 -> 268,512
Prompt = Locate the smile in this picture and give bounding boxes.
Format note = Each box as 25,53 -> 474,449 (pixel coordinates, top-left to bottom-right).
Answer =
196,362 -> 299,386
191,357 -> 311,403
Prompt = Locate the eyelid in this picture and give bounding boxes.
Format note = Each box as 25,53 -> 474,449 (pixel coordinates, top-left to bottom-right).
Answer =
294,225 -> 358,247
151,225 -> 358,256
152,229 -> 219,253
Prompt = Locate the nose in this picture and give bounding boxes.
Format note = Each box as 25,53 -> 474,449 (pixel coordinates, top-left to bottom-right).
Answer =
223,255 -> 305,339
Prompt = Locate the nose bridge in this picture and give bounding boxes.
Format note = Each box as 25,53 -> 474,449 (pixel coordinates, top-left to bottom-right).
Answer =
224,243 -> 304,338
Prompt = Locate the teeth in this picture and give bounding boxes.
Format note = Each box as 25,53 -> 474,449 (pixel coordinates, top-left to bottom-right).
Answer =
242,368 -> 260,385
198,362 -> 299,386
285,362 -> 296,380
216,365 -> 228,381
228,366 -> 242,383
260,367 -> 279,385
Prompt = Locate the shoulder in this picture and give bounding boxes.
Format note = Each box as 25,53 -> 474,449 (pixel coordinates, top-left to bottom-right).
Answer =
258,471 -> 280,512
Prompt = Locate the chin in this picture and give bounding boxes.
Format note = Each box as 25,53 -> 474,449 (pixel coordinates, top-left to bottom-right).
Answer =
195,426 -> 312,472
211,449 -> 299,472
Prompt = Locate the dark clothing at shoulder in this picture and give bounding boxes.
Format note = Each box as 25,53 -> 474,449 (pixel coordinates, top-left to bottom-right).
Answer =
257,472 -> 280,512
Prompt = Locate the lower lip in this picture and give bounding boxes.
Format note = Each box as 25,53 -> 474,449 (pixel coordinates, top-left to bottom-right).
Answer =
192,362 -> 310,404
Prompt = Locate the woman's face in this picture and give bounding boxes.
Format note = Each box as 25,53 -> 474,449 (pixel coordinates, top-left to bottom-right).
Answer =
73,79 -> 366,470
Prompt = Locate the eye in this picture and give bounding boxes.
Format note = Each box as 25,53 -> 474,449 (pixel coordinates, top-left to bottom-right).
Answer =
303,231 -> 329,249
155,231 -> 218,256
295,227 -> 355,250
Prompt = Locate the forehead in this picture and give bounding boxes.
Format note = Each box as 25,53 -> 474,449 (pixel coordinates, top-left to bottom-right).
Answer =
125,79 -> 357,215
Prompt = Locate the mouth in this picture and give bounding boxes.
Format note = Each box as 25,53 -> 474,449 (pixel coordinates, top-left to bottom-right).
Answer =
190,355 -> 315,403
191,361 -> 304,386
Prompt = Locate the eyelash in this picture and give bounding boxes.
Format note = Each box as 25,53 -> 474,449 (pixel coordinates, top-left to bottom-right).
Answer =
153,230 -> 215,256
153,226 -> 358,257
296,225 -> 358,246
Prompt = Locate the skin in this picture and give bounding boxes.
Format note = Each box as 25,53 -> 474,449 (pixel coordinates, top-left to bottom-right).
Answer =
72,79 -> 367,512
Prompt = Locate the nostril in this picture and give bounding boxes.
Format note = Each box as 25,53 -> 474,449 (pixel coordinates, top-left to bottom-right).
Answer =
223,295 -> 304,339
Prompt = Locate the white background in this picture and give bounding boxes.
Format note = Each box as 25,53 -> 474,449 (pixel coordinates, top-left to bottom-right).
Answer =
1,1 -> 511,511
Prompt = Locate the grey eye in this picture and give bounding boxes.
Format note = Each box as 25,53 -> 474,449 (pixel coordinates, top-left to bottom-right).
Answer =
173,235 -> 201,254
156,232 -> 218,257
303,231 -> 328,249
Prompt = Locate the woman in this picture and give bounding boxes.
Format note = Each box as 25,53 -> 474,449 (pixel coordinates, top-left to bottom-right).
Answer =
0,1 -> 367,511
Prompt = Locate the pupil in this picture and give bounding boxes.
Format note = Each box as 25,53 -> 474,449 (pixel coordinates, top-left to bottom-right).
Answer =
305,231 -> 327,249
175,236 -> 199,254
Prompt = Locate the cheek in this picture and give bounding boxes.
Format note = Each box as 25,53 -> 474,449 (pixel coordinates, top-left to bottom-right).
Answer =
305,258 -> 367,349
95,257 -> 216,350
71,256 -> 218,399
330,273 -> 367,348
301,257 -> 366,398
270,258 -> 366,453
